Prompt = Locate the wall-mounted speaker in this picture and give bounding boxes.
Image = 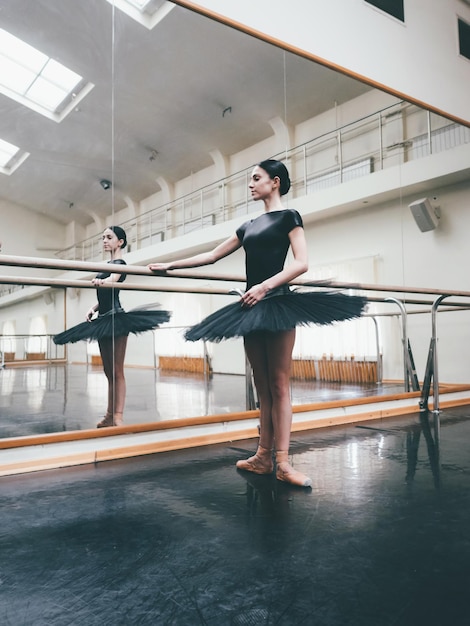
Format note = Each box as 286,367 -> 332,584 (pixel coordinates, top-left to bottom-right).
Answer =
409,198 -> 440,232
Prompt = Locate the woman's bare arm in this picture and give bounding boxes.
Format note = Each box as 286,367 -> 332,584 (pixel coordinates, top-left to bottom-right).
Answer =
148,233 -> 242,272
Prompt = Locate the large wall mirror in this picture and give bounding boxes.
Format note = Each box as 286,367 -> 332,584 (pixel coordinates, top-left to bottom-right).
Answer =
1,0 -> 468,440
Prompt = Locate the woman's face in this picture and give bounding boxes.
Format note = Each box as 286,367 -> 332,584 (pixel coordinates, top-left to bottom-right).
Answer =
102,228 -> 122,252
249,165 -> 279,201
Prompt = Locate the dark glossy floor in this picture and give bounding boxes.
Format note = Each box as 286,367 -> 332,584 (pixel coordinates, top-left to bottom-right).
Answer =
1,407 -> 469,625
0,364 -> 403,438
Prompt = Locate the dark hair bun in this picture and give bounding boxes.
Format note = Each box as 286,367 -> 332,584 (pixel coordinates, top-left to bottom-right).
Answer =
257,159 -> 291,195
109,225 -> 127,249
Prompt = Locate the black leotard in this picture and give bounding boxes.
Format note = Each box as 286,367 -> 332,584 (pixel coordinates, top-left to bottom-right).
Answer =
96,259 -> 127,314
53,257 -> 170,344
236,209 -> 303,289
184,208 -> 367,341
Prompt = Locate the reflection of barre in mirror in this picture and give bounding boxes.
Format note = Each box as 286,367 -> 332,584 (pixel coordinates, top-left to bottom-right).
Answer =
53,227 -> 171,428
3,254 -> 470,450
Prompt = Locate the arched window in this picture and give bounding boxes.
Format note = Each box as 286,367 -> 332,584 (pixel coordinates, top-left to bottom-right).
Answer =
28,316 -> 47,357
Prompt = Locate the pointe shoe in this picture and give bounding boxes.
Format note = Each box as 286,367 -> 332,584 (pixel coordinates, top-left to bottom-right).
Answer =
275,451 -> 312,488
97,413 -> 113,428
236,445 -> 273,474
113,412 -> 124,426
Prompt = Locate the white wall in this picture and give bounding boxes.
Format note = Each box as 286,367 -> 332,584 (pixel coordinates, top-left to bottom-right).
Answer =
179,0 -> 470,125
0,198 -> 65,268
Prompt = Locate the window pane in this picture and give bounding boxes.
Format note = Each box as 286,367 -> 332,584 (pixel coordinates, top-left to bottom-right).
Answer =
0,28 -> 85,117
28,77 -> 68,110
365,0 -> 405,22
42,59 -> 81,91
458,18 -> 470,60
0,139 -> 19,168
0,57 -> 37,93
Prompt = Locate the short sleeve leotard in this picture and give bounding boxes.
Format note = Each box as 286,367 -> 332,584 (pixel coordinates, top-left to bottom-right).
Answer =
53,257 -> 171,344
236,209 -> 303,290
96,259 -> 127,314
183,208 -> 366,341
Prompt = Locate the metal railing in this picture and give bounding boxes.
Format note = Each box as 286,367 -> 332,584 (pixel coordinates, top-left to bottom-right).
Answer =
55,101 -> 470,262
0,334 -> 64,363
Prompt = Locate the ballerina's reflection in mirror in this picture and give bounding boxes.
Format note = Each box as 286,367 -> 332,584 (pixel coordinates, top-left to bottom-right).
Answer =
54,226 -> 171,428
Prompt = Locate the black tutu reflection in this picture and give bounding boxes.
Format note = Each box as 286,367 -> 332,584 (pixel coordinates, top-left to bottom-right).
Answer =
53,305 -> 171,344
185,289 -> 368,342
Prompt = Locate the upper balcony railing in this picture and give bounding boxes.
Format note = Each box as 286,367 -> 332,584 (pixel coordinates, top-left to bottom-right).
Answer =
39,102 -> 470,262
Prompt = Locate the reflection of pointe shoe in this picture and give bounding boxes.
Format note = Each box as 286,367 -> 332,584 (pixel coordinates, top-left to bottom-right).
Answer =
97,414 -> 113,428
275,451 -> 312,488
236,445 -> 273,474
237,469 -> 276,512
237,468 -> 275,488
113,413 -> 124,427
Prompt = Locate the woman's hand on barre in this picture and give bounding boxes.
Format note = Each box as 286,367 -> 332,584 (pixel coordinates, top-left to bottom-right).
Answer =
148,262 -> 171,273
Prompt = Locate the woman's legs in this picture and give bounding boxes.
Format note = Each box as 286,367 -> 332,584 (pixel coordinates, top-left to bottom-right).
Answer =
97,334 -> 128,427
110,334 -> 127,425
96,337 -> 114,427
240,330 -> 311,487
243,332 -> 276,449
244,330 -> 295,448
235,332 -> 276,474
262,330 -> 296,451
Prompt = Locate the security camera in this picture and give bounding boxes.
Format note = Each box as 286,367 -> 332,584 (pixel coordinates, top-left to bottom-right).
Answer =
100,179 -> 111,190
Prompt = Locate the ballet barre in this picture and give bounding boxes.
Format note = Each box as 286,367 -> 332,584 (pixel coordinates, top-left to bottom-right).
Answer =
3,253 -> 470,298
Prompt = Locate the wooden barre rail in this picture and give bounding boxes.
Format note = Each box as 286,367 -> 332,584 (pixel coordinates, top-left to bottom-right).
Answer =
0,274 -> 237,295
2,274 -> 470,312
3,253 -> 470,298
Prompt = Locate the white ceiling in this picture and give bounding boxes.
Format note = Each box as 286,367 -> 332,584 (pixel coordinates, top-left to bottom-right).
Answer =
0,0 -> 372,227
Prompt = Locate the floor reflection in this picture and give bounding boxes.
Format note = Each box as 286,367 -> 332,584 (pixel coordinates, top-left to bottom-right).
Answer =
406,411 -> 441,488
0,363 -> 404,438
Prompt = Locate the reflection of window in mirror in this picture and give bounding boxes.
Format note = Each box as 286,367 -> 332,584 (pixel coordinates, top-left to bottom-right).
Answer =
364,0 -> 405,22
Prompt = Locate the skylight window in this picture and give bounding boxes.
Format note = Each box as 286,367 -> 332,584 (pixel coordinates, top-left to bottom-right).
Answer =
107,0 -> 175,29
0,138 -> 29,176
0,28 -> 94,122
128,0 -> 155,7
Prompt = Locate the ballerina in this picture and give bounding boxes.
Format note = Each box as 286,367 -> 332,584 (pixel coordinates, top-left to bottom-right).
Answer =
54,226 -> 170,427
149,160 -> 367,486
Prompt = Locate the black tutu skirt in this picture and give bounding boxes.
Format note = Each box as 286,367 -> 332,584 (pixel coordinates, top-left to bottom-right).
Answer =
53,306 -> 171,345
185,290 -> 368,342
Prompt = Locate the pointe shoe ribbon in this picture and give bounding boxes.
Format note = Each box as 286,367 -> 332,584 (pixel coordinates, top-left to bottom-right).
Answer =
275,451 -> 312,487
97,414 -> 114,428
236,445 -> 273,474
113,413 -> 124,426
